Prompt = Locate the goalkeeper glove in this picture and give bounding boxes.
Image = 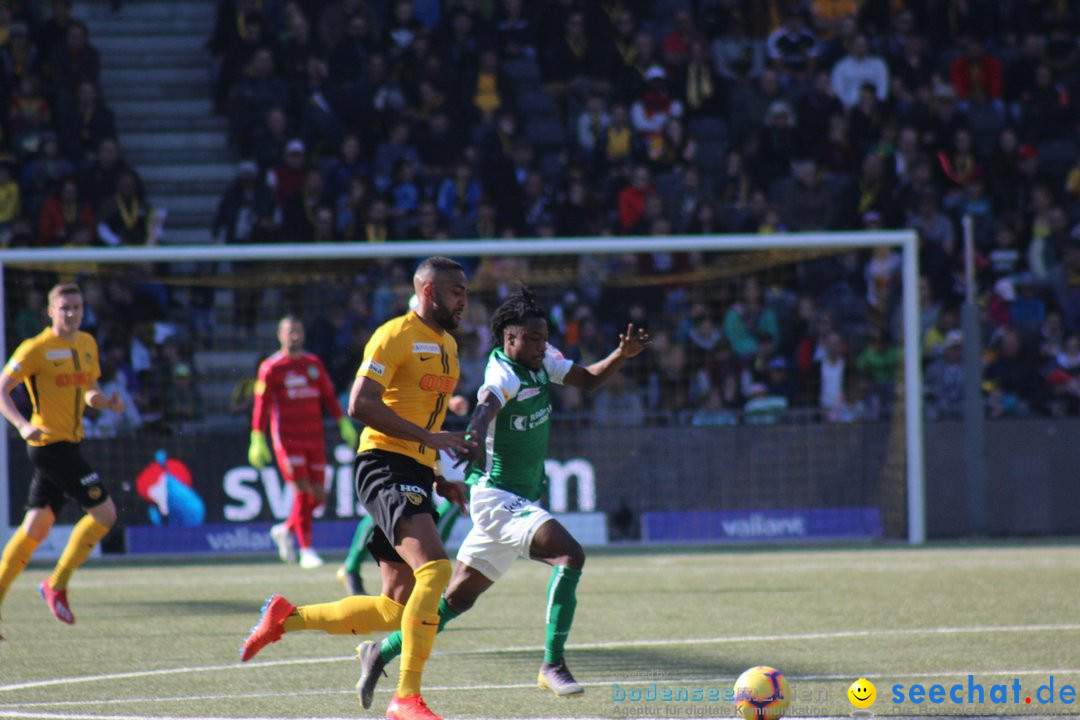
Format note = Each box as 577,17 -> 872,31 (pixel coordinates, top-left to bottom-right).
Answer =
338,417 -> 358,448
248,430 -> 272,469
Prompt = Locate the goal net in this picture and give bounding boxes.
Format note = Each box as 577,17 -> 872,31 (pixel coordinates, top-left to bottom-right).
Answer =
0,234 -> 923,552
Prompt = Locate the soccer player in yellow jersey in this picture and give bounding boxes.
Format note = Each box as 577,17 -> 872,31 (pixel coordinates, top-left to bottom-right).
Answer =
0,283 -> 125,635
241,257 -> 477,720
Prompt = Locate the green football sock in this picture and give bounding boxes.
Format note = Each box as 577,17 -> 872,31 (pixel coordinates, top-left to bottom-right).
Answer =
344,516 -> 374,575
544,565 -> 581,664
379,596 -> 460,663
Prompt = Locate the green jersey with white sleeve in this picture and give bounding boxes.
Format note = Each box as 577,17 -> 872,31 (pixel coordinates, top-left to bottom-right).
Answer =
465,345 -> 573,501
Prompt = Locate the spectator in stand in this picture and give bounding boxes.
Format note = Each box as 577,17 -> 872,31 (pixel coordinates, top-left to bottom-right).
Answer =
711,13 -> 763,84
924,329 -> 965,421
48,20 -> 100,99
97,170 -> 152,246
36,0 -> 74,69
766,7 -> 819,80
56,80 -> 115,168
8,74 -> 51,159
228,47 -> 290,155
752,99 -> 798,190
335,175 -> 372,240
1017,63 -> 1072,143
591,370 -> 646,427
576,89 -> 611,160
282,167 -> 327,242
38,175 -> 93,247
830,34 -> 889,110
723,276 -> 780,361
80,137 -> 133,212
949,35 -> 1003,113
1048,229 -> 1080,335
630,66 -> 683,156
984,327 -> 1041,417
435,160 -> 482,233
542,9 -> 611,100
780,158 -> 833,231
213,160 -> 276,244
251,106 -> 290,173
323,133 -> 369,205
268,138 -> 308,213
0,156 -> 20,246
617,164 -> 655,233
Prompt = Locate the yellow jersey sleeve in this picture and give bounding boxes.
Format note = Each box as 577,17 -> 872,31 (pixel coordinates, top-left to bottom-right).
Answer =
357,320 -> 407,388
6,337 -> 44,383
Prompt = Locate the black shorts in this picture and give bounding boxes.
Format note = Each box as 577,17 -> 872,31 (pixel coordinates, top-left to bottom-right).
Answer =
27,442 -> 108,516
354,449 -> 438,564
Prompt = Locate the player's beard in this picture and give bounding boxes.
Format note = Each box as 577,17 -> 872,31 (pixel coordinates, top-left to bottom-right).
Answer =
432,297 -> 461,331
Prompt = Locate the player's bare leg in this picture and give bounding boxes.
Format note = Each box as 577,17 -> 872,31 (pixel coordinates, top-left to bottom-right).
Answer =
530,519 -> 586,697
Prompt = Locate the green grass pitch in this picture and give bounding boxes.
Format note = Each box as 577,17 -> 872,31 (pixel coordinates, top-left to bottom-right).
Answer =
2,543 -> 1079,719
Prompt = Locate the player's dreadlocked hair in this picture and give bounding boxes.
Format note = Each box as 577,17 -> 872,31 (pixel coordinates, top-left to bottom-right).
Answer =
490,286 -> 547,346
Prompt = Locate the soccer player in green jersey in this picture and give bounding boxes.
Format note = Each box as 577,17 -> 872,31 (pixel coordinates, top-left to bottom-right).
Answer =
355,287 -> 650,703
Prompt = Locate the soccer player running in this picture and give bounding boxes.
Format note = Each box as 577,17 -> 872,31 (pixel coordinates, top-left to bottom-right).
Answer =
241,257 -> 477,720
0,283 -> 127,634
356,286 -> 650,702
248,314 -> 357,569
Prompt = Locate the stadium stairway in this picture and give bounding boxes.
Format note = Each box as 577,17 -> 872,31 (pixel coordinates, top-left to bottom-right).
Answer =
82,0 -> 231,246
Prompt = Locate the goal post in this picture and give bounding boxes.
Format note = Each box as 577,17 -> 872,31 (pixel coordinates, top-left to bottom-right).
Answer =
0,231 -> 924,546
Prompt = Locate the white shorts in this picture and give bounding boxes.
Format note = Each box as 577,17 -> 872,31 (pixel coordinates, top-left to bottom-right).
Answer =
456,484 -> 553,582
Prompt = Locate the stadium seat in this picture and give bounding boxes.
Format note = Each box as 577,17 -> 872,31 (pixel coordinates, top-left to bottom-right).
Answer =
502,57 -> 543,85
1036,139 -> 1078,182
967,102 -> 1005,158
687,116 -> 728,144
525,117 -> 566,151
516,87 -> 560,117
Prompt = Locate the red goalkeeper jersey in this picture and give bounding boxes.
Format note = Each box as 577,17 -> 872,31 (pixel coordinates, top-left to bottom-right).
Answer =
252,351 -> 344,445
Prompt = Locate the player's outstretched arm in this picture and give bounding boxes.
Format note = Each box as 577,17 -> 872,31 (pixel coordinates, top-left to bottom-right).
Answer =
349,375 -> 476,457
0,370 -> 48,441
564,323 -> 652,393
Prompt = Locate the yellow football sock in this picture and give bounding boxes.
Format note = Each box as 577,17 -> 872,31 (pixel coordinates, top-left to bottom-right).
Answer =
398,558 -> 452,697
49,515 -> 110,591
0,528 -> 41,606
284,594 -> 404,635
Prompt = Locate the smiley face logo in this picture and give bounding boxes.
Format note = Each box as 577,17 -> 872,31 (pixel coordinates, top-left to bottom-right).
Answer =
848,678 -> 877,708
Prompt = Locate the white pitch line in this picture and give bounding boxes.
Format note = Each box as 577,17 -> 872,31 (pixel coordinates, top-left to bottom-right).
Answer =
3,623 -> 1079,694
8,670 -> 1080,711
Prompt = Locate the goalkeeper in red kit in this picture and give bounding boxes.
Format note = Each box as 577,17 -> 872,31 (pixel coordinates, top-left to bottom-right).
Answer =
249,314 -> 358,569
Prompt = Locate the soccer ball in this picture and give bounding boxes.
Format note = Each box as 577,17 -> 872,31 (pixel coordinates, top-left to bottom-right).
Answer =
733,665 -> 791,719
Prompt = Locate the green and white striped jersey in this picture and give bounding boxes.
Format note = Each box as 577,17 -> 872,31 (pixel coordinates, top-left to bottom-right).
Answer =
465,346 -> 573,501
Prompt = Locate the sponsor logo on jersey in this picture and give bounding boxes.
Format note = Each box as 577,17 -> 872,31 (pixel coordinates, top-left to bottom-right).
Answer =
307,365 -> 319,378
87,486 -> 103,500
509,407 -> 550,431
56,371 -> 91,387
419,374 -> 455,393
85,352 -> 93,365
283,373 -> 308,388
79,471 -> 101,487
361,359 -> 385,377
45,349 -> 71,360
412,342 -> 440,354
517,387 -> 541,401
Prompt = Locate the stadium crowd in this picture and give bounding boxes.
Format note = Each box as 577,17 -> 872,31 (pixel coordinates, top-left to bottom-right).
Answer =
7,0 -> 1080,433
